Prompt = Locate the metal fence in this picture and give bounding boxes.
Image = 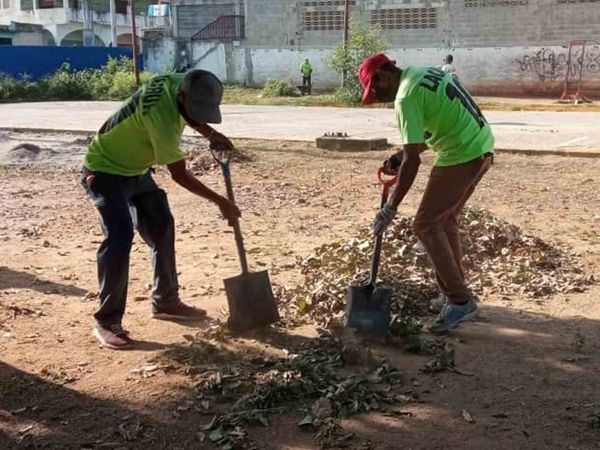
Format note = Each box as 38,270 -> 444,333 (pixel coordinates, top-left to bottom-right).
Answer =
191,15 -> 245,41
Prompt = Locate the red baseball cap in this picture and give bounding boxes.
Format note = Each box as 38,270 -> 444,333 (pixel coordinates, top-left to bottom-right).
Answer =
358,54 -> 396,105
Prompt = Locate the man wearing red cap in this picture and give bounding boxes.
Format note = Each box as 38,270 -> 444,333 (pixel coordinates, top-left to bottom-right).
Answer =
359,54 -> 494,333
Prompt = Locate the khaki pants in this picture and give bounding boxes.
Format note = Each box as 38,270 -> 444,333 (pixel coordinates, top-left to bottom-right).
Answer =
413,154 -> 493,305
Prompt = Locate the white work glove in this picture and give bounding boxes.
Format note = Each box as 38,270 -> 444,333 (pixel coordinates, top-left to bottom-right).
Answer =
373,204 -> 397,236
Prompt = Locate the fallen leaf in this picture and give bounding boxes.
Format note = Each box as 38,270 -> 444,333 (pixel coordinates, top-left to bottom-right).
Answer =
462,409 -> 475,423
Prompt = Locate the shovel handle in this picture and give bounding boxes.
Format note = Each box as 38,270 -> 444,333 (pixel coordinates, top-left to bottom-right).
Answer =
377,167 -> 398,193
369,168 -> 397,286
214,151 -> 249,274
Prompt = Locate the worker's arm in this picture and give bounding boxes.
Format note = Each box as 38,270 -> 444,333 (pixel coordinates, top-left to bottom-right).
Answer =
372,144 -> 422,236
190,123 -> 234,151
387,144 -> 422,209
167,159 -> 240,225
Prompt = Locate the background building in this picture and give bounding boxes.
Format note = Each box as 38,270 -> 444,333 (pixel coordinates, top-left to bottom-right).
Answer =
0,0 -> 154,47
143,0 -> 600,97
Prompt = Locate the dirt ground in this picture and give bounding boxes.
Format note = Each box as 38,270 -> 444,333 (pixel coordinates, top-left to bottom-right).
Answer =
1,131 -> 600,450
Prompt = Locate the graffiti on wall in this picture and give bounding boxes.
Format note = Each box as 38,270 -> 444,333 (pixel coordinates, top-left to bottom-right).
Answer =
515,46 -> 600,81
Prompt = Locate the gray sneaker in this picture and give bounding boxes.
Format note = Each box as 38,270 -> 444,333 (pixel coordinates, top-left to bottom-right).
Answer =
429,299 -> 479,334
429,293 -> 448,314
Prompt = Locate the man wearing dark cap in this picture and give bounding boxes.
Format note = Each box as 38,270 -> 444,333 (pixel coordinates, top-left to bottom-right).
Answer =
359,54 -> 494,333
82,70 -> 240,349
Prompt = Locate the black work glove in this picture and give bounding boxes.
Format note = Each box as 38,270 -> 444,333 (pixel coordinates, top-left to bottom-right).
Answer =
383,152 -> 403,174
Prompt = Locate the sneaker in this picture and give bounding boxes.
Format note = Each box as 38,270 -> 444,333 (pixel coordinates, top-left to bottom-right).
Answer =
93,323 -> 133,350
429,299 -> 479,334
429,293 -> 448,314
152,301 -> 207,321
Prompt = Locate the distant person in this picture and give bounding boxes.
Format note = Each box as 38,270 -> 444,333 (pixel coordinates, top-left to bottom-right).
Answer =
81,70 -> 240,349
359,54 -> 494,333
440,54 -> 457,77
300,58 -> 313,94
59,59 -> 71,73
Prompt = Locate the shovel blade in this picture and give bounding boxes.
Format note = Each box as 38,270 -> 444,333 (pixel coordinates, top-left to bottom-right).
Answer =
224,270 -> 280,332
344,283 -> 391,337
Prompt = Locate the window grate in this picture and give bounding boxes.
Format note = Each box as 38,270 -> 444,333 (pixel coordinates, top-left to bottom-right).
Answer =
371,8 -> 437,30
303,10 -> 344,31
465,0 -> 528,7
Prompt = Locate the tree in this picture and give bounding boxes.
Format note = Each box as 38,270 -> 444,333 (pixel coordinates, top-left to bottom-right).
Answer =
327,22 -> 388,104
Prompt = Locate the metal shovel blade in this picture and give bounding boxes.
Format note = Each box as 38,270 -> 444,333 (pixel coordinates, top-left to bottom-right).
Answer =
344,283 -> 391,337
224,270 -> 280,333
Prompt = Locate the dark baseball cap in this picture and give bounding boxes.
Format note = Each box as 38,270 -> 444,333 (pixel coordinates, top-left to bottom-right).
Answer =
180,69 -> 223,124
358,54 -> 396,105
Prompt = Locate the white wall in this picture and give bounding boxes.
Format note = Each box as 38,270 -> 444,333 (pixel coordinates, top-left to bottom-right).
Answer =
191,41 -> 227,81
143,40 -> 600,97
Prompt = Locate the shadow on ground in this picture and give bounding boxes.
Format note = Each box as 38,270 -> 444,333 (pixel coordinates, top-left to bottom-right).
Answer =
1,302 -> 600,449
0,266 -> 87,297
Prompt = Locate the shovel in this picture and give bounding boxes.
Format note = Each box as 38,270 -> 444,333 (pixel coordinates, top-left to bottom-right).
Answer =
344,167 -> 397,337
212,148 -> 280,332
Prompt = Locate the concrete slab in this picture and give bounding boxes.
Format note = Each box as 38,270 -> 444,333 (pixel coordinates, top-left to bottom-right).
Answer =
1,102 -> 599,154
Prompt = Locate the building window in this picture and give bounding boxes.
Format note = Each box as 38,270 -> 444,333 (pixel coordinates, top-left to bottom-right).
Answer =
465,0 -> 528,6
304,10 -> 343,31
115,0 -> 127,14
299,1 -> 355,32
557,0 -> 600,2
300,1 -> 355,7
371,8 -> 437,30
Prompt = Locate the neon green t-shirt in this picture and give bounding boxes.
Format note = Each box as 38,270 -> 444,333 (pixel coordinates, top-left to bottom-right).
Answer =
395,66 -> 494,167
300,62 -> 313,76
84,73 -> 187,176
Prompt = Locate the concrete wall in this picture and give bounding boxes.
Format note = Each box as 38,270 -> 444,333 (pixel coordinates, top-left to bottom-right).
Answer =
239,0 -> 600,49
144,37 -> 600,98
143,0 -> 600,97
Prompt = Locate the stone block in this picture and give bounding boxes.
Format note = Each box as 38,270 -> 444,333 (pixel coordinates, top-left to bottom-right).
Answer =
316,135 -> 389,152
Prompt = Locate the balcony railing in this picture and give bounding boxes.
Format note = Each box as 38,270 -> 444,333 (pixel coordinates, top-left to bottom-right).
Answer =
141,15 -> 171,30
67,6 -> 140,26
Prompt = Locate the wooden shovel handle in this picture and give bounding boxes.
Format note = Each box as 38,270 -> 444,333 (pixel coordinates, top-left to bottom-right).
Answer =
220,161 -> 249,274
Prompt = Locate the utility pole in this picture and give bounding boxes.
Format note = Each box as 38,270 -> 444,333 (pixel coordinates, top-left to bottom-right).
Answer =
342,0 -> 350,87
109,0 -> 118,47
130,0 -> 141,86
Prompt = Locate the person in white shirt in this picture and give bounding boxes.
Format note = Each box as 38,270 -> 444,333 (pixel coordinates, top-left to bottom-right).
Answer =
440,54 -> 457,77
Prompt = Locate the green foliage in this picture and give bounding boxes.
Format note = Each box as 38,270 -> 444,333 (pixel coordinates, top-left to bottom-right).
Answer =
0,75 -> 43,101
261,79 -> 297,97
43,70 -> 94,100
0,56 -> 151,102
327,22 -> 388,104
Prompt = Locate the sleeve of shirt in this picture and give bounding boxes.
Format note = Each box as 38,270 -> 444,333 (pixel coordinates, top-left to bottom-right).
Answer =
396,93 -> 426,145
144,102 -> 185,166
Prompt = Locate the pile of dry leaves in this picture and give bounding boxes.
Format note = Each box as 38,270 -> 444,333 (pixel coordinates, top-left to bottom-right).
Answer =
279,207 -> 593,329
179,139 -> 252,175
161,333 -> 409,450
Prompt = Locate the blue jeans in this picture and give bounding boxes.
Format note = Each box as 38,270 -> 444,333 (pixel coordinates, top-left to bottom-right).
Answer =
81,169 -> 179,326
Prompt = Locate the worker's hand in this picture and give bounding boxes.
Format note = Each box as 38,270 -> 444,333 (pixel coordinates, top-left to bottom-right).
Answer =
217,197 -> 241,226
373,204 -> 397,236
209,131 -> 234,152
383,153 -> 403,175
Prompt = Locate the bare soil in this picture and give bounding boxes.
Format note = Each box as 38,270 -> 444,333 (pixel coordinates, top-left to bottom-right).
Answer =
1,131 -> 600,449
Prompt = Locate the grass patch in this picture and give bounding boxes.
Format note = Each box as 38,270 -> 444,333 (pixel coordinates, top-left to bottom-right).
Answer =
222,84 -> 342,107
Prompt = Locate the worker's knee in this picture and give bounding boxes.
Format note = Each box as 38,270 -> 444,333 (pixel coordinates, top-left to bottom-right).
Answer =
135,190 -> 175,234
102,226 -> 134,255
413,216 -> 431,238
